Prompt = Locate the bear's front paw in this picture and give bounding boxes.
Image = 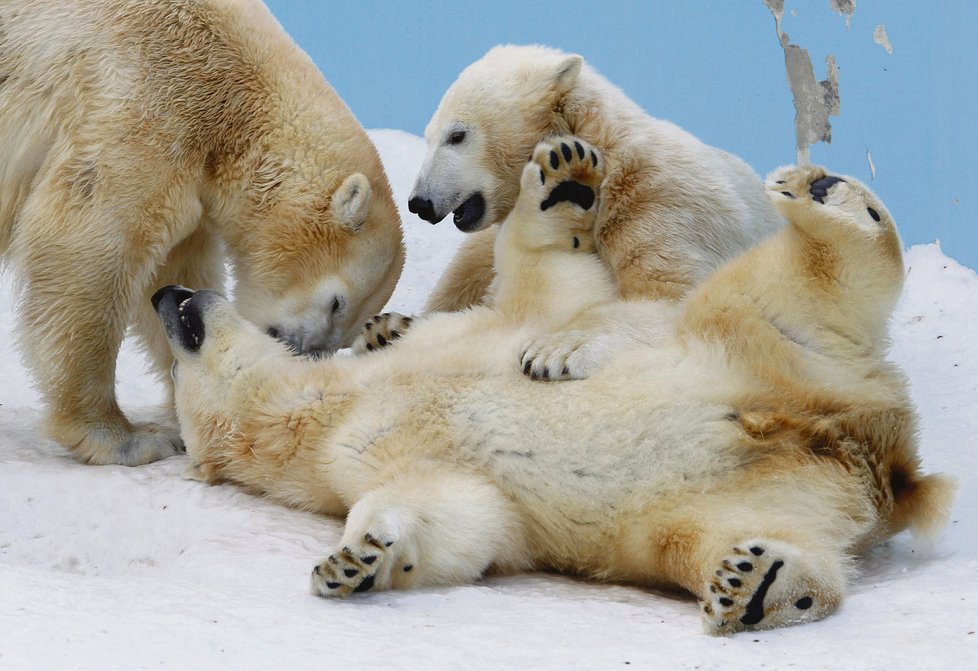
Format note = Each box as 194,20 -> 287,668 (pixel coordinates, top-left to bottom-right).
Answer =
58,420 -> 185,466
519,330 -> 608,382
513,135 -> 605,249
350,312 -> 413,355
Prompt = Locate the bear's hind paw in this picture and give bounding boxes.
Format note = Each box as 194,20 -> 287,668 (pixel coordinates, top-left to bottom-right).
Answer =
700,538 -> 843,636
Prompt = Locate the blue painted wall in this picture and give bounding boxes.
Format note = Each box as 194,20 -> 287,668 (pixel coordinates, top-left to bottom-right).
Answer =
265,0 -> 977,268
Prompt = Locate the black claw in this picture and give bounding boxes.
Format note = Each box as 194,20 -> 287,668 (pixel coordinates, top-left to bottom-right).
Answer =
574,141 -> 585,159
572,236 -> 580,249
366,343 -> 375,352
312,565 -> 321,575
781,191 -> 795,199
523,359 -> 532,375
728,578 -> 742,587
364,322 -> 372,330
377,334 -> 387,347
775,180 -> 786,185
390,330 -> 401,340
325,582 -> 341,590
719,597 -> 734,607
403,564 -> 413,572
561,366 -> 570,377
540,168 -> 545,185
343,568 -> 358,578
737,562 -> 754,572
867,207 -> 881,222
361,555 -> 377,565
590,150 -> 598,167
549,150 -> 559,170
750,546 -> 764,556
560,142 -> 572,162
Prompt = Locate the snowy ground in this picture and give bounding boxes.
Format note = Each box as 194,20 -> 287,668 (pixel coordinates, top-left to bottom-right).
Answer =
1,130 -> 975,670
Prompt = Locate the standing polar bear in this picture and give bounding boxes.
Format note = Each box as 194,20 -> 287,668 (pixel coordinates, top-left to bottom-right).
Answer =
408,44 -> 784,313
155,136 -> 952,635
0,0 -> 404,465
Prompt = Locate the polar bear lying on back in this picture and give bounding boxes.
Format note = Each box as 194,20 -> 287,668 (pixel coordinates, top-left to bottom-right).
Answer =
154,136 -> 952,635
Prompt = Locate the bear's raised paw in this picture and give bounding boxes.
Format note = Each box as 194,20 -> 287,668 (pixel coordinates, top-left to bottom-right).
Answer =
514,135 -> 604,250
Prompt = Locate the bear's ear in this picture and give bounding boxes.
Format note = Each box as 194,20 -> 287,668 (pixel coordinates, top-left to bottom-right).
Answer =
331,173 -> 372,232
552,54 -> 583,95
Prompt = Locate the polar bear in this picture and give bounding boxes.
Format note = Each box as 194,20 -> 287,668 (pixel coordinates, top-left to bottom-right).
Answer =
154,136 -> 952,635
0,0 -> 404,465
407,44 -> 784,313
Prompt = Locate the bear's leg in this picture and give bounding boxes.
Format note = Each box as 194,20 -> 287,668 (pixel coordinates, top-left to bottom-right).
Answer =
310,468 -> 528,597
132,226 -> 225,405
13,179 -> 193,465
608,464 -> 870,634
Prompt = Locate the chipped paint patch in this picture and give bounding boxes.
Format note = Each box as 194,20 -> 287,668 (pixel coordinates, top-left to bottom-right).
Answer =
830,0 -> 856,29
766,0 -> 842,165
874,24 -> 893,54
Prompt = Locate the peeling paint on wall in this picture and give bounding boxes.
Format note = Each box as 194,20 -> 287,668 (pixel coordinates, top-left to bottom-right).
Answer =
765,0 -> 842,165
830,0 -> 856,29
874,24 -> 893,55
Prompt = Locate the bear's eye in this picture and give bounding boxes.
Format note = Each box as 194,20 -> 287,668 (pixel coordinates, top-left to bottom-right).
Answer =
448,130 -> 466,145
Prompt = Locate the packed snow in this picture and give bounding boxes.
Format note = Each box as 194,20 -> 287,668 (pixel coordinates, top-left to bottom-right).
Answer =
1,130 -> 975,670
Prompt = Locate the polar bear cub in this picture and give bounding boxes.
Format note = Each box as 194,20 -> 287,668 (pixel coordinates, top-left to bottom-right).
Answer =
410,44 -> 785,310
358,44 -> 785,354
155,136 -> 952,635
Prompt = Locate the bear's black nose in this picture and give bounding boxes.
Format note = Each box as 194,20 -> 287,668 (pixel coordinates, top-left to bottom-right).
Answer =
408,196 -> 439,224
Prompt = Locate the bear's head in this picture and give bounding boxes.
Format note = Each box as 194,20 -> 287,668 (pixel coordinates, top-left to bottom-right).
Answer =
227,155 -> 405,356
409,45 -> 584,233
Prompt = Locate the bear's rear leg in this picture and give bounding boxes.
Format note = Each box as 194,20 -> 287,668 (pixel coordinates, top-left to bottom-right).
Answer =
311,468 -> 529,597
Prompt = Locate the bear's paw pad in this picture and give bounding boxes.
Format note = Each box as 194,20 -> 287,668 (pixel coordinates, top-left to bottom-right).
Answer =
524,135 -> 604,215
766,166 -> 886,232
700,539 -> 829,635
311,530 -> 413,598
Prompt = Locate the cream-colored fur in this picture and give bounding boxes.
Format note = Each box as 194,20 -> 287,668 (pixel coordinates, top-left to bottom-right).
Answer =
412,44 -> 784,312
0,0 -> 404,465
158,137 -> 953,635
